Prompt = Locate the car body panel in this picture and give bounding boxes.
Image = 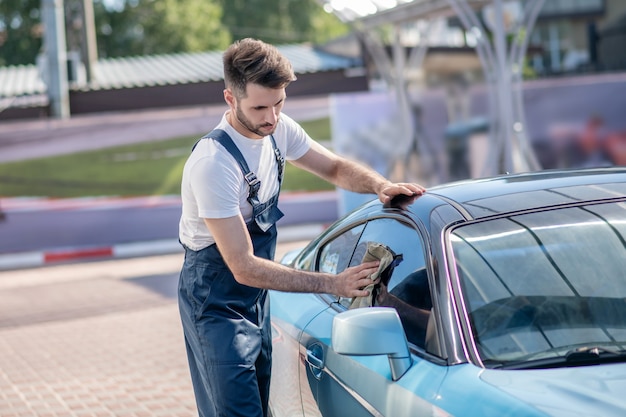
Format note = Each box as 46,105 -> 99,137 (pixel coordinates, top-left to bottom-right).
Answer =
269,168 -> 626,417
479,364 -> 626,417
427,169 -> 626,220
270,291 -> 331,417
434,365 -> 542,417
298,306 -> 451,417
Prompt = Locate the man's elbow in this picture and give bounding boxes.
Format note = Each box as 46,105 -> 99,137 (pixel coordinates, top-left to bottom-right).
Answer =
228,256 -> 262,287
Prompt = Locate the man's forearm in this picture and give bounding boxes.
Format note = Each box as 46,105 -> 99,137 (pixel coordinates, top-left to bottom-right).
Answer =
331,158 -> 390,196
229,251 -> 379,298
231,254 -> 335,293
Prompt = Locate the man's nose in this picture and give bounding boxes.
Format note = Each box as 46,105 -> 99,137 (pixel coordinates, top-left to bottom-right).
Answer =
265,108 -> 279,124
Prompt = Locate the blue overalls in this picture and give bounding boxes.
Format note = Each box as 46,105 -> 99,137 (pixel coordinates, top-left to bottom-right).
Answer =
178,129 -> 285,417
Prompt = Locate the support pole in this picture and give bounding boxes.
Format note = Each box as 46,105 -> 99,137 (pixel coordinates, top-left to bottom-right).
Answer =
449,0 -> 544,175
81,0 -> 98,83
492,0 -> 516,172
42,0 -> 70,119
392,25 -> 415,163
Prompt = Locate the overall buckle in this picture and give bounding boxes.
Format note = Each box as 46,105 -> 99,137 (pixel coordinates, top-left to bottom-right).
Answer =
245,172 -> 261,197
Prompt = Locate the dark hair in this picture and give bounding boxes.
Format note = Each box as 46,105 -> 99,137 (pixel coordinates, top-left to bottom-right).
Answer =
223,38 -> 297,99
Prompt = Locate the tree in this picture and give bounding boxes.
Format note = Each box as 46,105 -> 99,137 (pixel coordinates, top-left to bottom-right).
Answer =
94,0 -> 230,58
0,0 -> 348,66
217,0 -> 348,45
0,0 -> 43,66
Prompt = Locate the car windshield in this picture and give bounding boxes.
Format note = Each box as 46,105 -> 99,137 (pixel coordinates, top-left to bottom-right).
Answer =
450,201 -> 626,367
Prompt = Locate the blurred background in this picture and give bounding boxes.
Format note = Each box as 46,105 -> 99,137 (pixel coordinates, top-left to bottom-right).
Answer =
1,0 -> 626,236
2,3 -> 625,413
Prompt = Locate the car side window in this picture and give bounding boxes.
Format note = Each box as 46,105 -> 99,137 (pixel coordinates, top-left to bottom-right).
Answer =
343,218 -> 433,349
317,223 -> 365,274
347,218 -> 427,289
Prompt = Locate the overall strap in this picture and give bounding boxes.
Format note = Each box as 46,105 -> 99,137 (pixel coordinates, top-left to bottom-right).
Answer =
195,129 -> 284,203
268,134 -> 285,185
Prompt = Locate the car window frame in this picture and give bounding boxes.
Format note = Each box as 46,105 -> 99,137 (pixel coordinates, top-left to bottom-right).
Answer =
312,211 -> 446,356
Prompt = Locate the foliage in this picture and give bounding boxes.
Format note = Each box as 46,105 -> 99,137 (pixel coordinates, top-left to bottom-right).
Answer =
0,0 -> 348,66
307,3 -> 350,44
217,0 -> 348,45
94,0 -> 230,58
0,0 -> 43,66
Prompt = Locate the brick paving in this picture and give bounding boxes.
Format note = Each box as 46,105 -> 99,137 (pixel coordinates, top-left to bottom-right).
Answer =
0,241 -> 306,417
0,253 -> 197,417
0,97 -> 328,415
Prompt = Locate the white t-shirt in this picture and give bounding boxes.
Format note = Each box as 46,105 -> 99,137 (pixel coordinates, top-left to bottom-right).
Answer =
179,112 -> 312,250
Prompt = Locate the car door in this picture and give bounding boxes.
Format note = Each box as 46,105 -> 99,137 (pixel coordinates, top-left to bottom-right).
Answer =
295,221 -> 367,416
300,216 -> 433,416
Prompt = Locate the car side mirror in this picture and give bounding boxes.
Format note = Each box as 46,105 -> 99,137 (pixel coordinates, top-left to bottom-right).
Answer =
331,307 -> 412,380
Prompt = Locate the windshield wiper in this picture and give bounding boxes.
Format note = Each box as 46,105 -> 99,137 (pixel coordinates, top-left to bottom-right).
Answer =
489,345 -> 626,370
565,346 -> 626,364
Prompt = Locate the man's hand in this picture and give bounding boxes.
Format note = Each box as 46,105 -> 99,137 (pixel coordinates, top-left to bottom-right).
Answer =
378,182 -> 426,205
333,261 -> 381,298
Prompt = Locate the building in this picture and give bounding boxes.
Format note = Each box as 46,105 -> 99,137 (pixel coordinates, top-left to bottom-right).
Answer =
0,43 -> 368,121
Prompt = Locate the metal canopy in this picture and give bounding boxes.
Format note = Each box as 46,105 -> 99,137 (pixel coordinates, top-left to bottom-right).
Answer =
319,0 -> 544,183
323,0 -> 488,28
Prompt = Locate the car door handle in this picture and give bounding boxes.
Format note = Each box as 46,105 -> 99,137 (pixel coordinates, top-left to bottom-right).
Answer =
306,349 -> 324,369
306,344 -> 324,379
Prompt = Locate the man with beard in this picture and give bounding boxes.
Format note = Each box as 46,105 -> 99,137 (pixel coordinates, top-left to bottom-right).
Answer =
177,38 -> 426,417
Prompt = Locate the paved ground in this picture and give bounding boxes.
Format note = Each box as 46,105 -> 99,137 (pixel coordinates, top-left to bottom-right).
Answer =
0,99 -> 328,416
0,241 -> 307,417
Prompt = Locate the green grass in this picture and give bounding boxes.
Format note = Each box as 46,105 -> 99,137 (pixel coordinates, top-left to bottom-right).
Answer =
0,118 -> 334,198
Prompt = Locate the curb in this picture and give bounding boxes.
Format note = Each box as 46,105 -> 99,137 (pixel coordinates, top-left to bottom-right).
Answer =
0,223 -> 327,271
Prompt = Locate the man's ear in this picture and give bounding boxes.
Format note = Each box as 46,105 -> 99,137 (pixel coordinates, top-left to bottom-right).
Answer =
224,88 -> 235,108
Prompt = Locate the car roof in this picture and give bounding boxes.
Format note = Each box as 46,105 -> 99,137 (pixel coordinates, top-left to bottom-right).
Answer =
423,167 -> 626,220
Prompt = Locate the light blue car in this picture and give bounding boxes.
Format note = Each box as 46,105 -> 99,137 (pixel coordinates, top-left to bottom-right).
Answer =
269,168 -> 626,417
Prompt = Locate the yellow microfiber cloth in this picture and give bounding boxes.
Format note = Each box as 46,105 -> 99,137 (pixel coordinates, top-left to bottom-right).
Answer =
349,242 -> 400,309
